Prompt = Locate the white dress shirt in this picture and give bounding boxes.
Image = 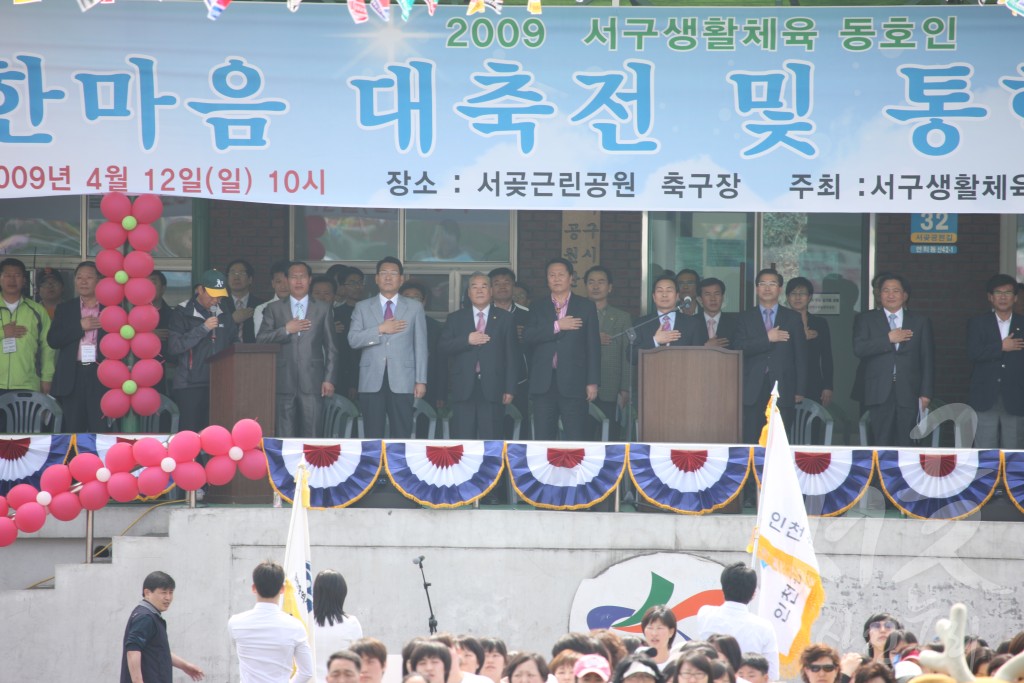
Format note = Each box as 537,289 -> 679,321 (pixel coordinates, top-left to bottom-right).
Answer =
697,601 -> 779,680
229,602 -> 314,683
313,615 -> 363,683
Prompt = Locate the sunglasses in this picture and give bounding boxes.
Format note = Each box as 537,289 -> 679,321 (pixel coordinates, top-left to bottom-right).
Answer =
807,665 -> 837,673
869,621 -> 897,631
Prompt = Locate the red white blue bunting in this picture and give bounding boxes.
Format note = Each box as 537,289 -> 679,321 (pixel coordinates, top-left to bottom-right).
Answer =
384,440 -> 504,508
753,447 -> 874,517
876,448 -> 1001,520
1002,451 -> 1024,515
629,444 -> 749,514
74,433 -> 175,499
0,435 -> 73,496
506,442 -> 626,509
264,438 -> 382,509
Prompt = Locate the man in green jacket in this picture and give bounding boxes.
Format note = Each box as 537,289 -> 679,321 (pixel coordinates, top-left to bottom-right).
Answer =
0,258 -> 55,397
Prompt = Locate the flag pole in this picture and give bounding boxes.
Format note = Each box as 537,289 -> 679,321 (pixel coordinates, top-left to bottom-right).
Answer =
749,382 -> 780,569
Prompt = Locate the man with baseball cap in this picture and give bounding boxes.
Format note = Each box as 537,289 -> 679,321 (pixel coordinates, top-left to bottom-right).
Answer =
168,269 -> 236,431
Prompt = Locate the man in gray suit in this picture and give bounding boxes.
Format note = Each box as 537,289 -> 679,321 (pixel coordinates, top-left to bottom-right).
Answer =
348,256 -> 428,438
257,261 -> 337,437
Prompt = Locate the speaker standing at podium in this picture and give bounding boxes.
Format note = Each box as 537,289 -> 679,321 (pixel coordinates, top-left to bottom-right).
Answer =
168,269 -> 236,432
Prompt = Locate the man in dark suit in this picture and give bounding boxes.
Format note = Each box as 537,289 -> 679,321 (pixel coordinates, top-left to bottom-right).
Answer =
694,277 -> 738,348
439,273 -> 519,439
347,257 -> 428,439
733,268 -> 807,443
522,257 -> 601,441
257,261 -> 337,438
635,273 -> 702,351
222,259 -> 258,343
853,273 -> 934,447
967,274 -> 1024,449
47,261 -> 107,433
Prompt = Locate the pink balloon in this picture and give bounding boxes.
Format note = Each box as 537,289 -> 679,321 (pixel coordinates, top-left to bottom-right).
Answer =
128,224 -> 159,252
138,467 -> 170,498
238,448 -> 268,480
305,215 -> 327,238
101,333 -> 131,361
131,387 -> 161,416
0,517 -> 16,547
200,425 -> 233,457
108,472 -> 139,503
205,456 -> 237,486
48,491 -> 82,522
123,251 -> 154,279
40,464 -> 72,494
69,453 -> 102,483
0,495 -> 7,517
100,192 -> 133,222
131,194 -> 164,224
96,278 -> 125,307
125,278 -> 156,307
128,305 -> 159,333
101,389 -> 131,419
98,359 -> 131,390
231,418 -> 264,451
105,442 -> 136,473
132,437 -> 166,468
306,240 -> 326,261
95,249 -> 125,277
168,431 -> 202,464
96,221 -> 128,250
173,462 -> 206,491
6,484 -> 38,509
99,306 -> 129,334
131,332 -> 161,360
78,481 -> 110,511
14,501 -> 46,533
131,359 -> 163,388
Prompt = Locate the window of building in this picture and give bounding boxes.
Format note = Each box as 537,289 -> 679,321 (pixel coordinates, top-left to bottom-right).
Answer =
292,206 -> 515,314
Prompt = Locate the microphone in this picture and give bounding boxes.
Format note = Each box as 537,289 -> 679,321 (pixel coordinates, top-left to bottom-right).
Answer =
679,296 -> 693,312
412,555 -> 425,566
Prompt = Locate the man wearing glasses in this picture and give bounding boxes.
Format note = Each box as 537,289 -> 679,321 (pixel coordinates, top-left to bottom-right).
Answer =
348,256 -> 428,438
733,268 -> 806,443
966,274 -> 1024,449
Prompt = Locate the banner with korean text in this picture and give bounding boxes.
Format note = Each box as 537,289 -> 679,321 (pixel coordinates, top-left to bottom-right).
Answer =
3,3 -> 1024,212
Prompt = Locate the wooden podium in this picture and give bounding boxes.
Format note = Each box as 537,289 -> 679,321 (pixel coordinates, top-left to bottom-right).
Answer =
637,346 -> 742,443
207,343 -> 279,504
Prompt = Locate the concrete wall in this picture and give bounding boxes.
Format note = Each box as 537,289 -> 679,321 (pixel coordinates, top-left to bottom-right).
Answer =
2,508 -> 1023,682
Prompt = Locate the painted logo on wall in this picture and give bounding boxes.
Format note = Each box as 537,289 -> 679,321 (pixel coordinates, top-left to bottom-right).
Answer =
569,553 -> 725,640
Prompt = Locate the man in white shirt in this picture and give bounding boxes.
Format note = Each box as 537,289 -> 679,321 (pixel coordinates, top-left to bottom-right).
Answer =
229,561 -> 314,683
696,562 -> 779,681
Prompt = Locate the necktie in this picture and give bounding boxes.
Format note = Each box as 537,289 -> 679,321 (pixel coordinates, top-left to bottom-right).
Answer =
889,312 -> 900,358
295,301 -> 305,337
236,299 -> 244,341
661,315 -> 670,331
707,318 -> 716,339
384,300 -> 394,320
763,308 -> 774,332
476,311 -> 485,373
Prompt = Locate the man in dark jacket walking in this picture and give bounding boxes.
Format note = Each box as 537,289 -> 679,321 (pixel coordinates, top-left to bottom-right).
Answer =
168,270 -> 236,432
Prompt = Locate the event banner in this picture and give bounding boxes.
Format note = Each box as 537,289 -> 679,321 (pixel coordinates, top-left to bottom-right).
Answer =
2,3 -> 1024,212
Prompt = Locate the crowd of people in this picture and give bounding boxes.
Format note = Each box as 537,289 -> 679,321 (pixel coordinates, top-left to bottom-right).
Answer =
120,562 -> 1024,683
4,253 -> 1024,449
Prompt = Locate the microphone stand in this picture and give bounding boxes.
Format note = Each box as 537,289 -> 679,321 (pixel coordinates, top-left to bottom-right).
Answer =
414,557 -> 438,634
609,315 -> 663,444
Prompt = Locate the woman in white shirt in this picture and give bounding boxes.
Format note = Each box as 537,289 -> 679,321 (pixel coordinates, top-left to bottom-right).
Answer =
314,570 -> 364,683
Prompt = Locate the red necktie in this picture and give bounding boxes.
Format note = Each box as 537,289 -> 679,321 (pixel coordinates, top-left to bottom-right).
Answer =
475,311 -> 485,372
661,315 -> 670,331
384,300 -> 394,320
